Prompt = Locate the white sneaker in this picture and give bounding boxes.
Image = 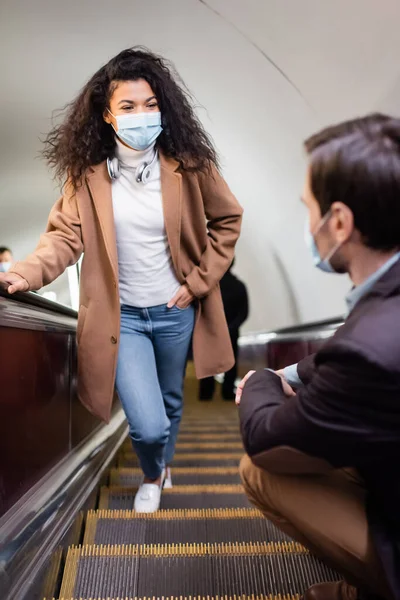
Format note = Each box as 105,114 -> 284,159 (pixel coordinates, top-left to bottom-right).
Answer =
134,470 -> 165,513
163,467 -> 173,489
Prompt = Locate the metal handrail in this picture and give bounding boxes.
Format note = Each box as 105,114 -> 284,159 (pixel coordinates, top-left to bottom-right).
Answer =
0,288 -> 77,318
239,317 -> 343,346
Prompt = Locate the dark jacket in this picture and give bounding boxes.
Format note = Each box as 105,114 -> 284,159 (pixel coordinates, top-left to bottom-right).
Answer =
220,270 -> 249,332
240,259 -> 400,599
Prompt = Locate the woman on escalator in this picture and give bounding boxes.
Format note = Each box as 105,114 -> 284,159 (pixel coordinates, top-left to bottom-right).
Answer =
0,47 -> 242,512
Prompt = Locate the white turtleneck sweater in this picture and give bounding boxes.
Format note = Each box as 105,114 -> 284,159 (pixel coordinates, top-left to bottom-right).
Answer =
112,139 -> 180,308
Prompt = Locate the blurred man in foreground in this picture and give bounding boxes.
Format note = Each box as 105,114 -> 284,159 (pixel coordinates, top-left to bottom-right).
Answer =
237,114 -> 400,600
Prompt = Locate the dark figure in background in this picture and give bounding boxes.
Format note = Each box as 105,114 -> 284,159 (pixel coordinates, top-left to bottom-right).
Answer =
199,259 -> 248,401
0,247 -> 13,273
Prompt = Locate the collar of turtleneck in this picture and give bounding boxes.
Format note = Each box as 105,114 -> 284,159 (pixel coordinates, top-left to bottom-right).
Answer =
115,137 -> 156,169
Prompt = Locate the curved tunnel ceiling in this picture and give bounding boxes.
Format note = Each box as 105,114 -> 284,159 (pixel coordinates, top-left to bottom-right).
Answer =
0,0 -> 399,330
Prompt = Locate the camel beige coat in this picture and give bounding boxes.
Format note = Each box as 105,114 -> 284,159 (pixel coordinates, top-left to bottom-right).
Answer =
11,154 -> 243,422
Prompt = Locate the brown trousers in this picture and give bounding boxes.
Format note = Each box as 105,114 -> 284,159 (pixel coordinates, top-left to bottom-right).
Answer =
239,454 -> 392,599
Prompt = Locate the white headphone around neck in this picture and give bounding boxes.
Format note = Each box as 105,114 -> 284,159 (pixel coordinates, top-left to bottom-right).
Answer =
107,150 -> 158,184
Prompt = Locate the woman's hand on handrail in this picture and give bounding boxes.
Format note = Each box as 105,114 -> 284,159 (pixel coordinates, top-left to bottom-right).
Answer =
0,272 -> 29,295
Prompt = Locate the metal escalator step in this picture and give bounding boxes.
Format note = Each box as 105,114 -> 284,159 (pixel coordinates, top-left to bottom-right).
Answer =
175,442 -> 243,450
121,447 -> 242,460
84,508 -> 291,546
178,432 -> 242,441
99,485 -> 251,510
179,432 -> 240,439
59,542 -> 339,599
109,466 -> 241,487
176,417 -> 238,422
118,452 -> 243,468
121,434 -> 242,453
179,420 -> 239,433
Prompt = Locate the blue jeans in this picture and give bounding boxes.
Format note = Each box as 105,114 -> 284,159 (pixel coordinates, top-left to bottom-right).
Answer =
116,303 -> 195,479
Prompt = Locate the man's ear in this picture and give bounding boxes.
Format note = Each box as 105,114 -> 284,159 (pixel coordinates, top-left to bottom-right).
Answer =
331,201 -> 354,243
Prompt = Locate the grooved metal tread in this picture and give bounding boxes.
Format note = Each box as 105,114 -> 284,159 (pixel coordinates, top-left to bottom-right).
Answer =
118,453 -> 243,468
109,467 -> 241,487
59,542 -> 339,599
84,508 -> 291,546
120,435 -> 242,454
99,485 -> 251,510
177,433 -> 242,440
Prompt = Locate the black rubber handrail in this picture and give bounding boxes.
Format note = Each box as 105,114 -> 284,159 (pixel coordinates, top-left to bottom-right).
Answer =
0,288 -> 77,319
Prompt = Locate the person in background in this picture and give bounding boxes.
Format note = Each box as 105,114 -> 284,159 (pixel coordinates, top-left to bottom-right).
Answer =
0,47 -> 242,513
0,247 -> 13,273
199,258 -> 249,400
236,114 -> 400,600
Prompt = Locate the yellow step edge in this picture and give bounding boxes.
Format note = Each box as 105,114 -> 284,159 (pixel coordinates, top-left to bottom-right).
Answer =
87,507 -> 261,519
66,540 -> 307,558
56,594 -> 301,600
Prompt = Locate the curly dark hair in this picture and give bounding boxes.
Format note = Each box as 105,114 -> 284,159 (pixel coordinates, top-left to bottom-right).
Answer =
43,47 -> 219,189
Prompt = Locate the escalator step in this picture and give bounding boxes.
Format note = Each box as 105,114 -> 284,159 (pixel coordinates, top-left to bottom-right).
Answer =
175,442 -> 243,449
59,542 -> 339,599
179,424 -> 239,431
118,452 -> 243,468
109,466 -> 241,486
180,416 -> 238,422
99,485 -> 251,510
178,432 -> 242,440
121,434 -> 242,453
84,508 -> 291,545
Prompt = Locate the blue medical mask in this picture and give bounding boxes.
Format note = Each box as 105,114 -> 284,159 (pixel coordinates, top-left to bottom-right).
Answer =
0,262 -> 11,273
108,110 -> 162,151
304,212 -> 342,274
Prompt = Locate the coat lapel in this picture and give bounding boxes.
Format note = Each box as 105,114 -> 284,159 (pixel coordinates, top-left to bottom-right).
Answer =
86,162 -> 119,281
85,154 -> 183,284
160,153 -> 184,282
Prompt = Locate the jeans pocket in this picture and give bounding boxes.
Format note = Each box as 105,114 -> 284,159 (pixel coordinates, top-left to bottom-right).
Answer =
174,304 -> 191,311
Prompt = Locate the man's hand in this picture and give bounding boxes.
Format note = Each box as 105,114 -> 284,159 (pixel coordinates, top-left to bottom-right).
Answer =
275,369 -> 296,397
0,272 -> 29,294
235,370 -> 256,405
235,368 -> 296,406
167,284 -> 195,309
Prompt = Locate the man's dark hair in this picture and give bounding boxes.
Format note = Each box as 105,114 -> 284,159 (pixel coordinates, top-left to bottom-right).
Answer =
0,247 -> 11,255
305,113 -> 400,251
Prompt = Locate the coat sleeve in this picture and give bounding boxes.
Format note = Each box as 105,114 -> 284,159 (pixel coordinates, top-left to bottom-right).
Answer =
185,166 -> 243,298
9,182 -> 84,290
297,354 -> 317,385
239,345 -> 397,469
